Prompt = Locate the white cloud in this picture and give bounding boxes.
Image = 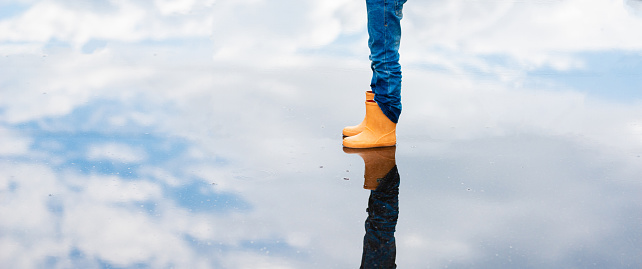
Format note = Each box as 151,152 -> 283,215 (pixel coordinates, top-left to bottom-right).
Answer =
0,127 -> 31,155
154,0 -> 216,15
2,0 -> 642,72
87,142 -> 147,163
0,0 -> 366,67
84,175 -> 162,202
62,203 -> 195,267
0,48 -> 155,124
403,0 -> 642,70
0,160 -> 218,268
398,67 -> 642,152
219,252 -> 298,269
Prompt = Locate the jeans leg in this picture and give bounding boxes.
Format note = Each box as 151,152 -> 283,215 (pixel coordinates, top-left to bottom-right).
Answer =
367,0 -> 406,124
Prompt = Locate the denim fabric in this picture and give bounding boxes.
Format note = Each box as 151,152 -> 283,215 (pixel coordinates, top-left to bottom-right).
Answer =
360,165 -> 400,269
367,0 -> 407,124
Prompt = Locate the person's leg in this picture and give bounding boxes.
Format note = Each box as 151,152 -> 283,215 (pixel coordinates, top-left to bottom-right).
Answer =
343,0 -> 406,148
367,0 -> 406,124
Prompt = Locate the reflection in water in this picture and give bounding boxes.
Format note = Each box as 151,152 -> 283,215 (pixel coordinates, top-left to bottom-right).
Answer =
344,147 -> 399,268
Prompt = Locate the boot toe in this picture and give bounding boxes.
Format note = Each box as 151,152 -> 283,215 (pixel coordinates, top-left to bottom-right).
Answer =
342,126 -> 362,137
342,132 -> 396,149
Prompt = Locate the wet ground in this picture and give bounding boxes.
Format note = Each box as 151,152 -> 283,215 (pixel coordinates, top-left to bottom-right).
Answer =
2,1 -> 642,268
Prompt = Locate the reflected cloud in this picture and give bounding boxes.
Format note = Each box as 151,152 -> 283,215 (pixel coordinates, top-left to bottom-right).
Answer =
0,128 -> 259,268
625,0 -> 642,17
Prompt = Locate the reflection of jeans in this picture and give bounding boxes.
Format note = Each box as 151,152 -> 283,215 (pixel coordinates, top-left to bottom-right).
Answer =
360,165 -> 400,269
367,0 -> 407,124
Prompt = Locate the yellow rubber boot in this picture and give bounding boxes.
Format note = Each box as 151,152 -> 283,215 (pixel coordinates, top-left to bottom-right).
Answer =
343,146 -> 396,190
342,91 -> 375,137
343,100 -> 396,148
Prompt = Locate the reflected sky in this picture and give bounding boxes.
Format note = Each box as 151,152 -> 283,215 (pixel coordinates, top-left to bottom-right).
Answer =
1,0 -> 642,268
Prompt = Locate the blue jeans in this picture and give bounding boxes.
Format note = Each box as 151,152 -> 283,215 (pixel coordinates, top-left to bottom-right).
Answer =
367,0 -> 407,124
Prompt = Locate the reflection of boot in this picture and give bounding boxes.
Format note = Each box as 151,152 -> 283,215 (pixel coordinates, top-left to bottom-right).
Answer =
343,146 -> 396,190
343,91 -> 375,137
361,165 -> 400,269
343,100 -> 396,149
